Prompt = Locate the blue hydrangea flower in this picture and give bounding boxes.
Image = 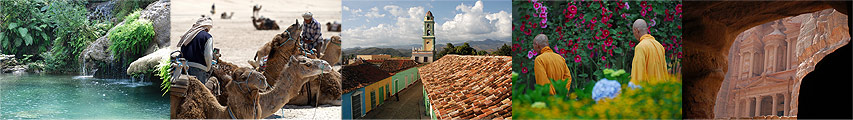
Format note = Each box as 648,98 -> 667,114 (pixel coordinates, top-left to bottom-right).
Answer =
592,78 -> 621,102
629,81 -> 642,89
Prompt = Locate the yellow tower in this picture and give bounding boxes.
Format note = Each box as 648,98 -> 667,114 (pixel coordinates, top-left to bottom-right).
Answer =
412,11 -> 435,63
423,11 -> 435,51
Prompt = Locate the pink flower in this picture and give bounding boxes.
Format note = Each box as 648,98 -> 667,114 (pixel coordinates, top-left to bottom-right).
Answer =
676,4 -> 682,14
574,55 -> 581,63
641,10 -> 647,17
571,45 -> 578,54
624,2 -> 630,10
522,67 -> 529,73
568,5 -> 577,14
601,56 -> 606,61
587,43 -> 594,50
678,51 -> 683,58
534,2 -> 542,10
527,50 -> 537,59
591,17 -> 597,24
541,18 -> 548,28
601,29 -> 610,38
566,5 -> 577,19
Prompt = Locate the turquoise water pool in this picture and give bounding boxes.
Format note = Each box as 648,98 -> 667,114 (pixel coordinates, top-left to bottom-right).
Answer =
0,75 -> 169,119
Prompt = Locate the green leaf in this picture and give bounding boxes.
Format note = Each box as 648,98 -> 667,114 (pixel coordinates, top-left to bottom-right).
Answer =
18,27 -> 32,45
8,22 -> 18,29
14,38 -> 22,47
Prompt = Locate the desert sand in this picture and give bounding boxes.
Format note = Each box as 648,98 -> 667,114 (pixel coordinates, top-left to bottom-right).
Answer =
171,0 -> 341,67
170,0 -> 342,119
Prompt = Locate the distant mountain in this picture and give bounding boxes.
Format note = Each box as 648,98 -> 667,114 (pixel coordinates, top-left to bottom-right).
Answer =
343,39 -> 509,57
343,47 -> 411,57
435,39 -> 509,52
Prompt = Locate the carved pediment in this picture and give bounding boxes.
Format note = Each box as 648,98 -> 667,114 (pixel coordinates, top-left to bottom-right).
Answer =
736,76 -> 789,89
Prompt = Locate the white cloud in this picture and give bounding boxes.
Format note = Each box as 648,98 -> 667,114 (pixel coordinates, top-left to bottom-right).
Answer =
437,0 -> 511,44
363,7 -> 386,18
344,6 -> 425,48
383,5 -> 406,17
349,8 -> 363,15
343,0 -> 510,48
343,6 -> 349,11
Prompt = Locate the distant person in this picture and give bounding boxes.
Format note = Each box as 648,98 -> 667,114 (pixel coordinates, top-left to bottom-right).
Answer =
302,12 -> 323,54
629,19 -> 667,85
177,16 -> 214,83
533,34 -> 572,95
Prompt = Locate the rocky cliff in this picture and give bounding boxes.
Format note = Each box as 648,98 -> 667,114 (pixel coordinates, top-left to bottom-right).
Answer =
713,9 -> 849,118
81,0 -> 171,79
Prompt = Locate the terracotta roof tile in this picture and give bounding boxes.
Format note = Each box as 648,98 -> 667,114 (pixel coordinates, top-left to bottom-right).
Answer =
341,63 -> 392,93
419,55 -> 512,119
377,59 -> 419,73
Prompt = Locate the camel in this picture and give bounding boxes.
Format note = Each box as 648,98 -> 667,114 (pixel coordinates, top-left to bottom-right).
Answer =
251,5 -> 280,30
287,69 -> 343,106
220,12 -> 233,19
250,20 -> 303,82
171,55 -> 333,119
326,22 -> 341,32
319,36 -> 341,65
248,21 -> 343,106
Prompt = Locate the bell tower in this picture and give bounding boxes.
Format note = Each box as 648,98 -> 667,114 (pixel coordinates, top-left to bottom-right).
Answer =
412,11 -> 435,63
423,11 -> 435,51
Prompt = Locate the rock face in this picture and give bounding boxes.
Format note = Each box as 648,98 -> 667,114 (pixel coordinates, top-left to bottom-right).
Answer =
713,9 -> 849,118
682,1 -> 849,118
81,0 -> 171,78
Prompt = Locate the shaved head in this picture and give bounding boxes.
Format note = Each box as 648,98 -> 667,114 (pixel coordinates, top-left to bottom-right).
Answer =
533,34 -> 549,53
632,19 -> 648,41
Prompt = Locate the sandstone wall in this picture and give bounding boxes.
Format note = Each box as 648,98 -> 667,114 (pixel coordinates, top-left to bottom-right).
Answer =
713,9 -> 849,118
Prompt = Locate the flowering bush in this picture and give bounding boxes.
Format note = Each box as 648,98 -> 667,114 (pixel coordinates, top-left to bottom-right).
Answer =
591,78 -> 620,101
512,0 -> 682,94
512,69 -> 682,119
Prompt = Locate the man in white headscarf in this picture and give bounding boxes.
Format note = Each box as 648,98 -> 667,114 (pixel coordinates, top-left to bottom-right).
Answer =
177,16 -> 214,83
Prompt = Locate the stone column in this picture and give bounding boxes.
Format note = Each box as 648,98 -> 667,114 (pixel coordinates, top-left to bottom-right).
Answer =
784,93 -> 790,116
735,98 -> 741,117
755,96 -> 762,116
772,94 -> 778,116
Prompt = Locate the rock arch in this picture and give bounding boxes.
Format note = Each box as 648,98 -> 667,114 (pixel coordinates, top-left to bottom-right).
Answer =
683,1 -> 850,118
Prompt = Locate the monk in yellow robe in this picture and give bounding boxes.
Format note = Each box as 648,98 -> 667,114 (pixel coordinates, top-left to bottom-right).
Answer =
533,34 -> 572,95
630,19 -> 668,83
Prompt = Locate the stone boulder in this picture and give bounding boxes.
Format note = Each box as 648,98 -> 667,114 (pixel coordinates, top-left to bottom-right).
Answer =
81,0 -> 171,79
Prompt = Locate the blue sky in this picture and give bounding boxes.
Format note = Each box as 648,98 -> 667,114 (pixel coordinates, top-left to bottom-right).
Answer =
342,0 -> 511,48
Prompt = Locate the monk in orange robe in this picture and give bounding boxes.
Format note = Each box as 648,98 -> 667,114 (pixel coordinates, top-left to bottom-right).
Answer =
533,34 -> 572,95
630,19 -> 668,83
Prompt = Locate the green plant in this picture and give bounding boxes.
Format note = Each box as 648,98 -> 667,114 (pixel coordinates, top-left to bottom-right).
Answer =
436,42 -> 488,59
513,68 -> 681,119
492,44 -> 511,56
156,58 -> 172,96
512,0 -> 682,96
41,0 -> 108,74
0,0 -> 52,57
112,0 -> 155,23
108,10 -> 154,66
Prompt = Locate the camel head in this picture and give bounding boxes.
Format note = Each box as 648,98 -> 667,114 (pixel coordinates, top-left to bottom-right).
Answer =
287,55 -> 333,79
231,67 -> 269,91
285,19 -> 302,41
249,20 -> 304,70
269,20 -> 303,53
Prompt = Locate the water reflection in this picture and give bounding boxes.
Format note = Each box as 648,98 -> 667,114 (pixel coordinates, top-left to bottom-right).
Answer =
0,74 -> 168,119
